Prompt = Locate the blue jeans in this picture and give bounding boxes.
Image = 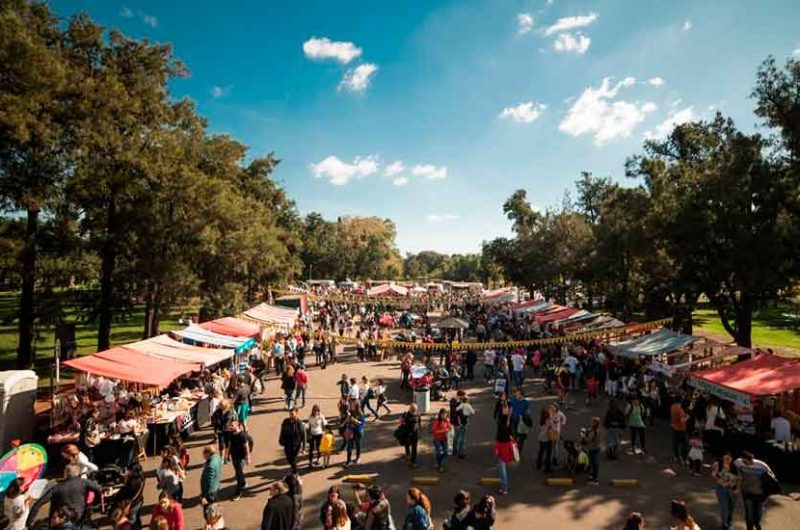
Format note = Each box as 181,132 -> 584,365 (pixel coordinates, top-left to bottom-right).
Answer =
497,460 -> 509,491
484,365 -> 494,381
434,439 -> 447,467
588,448 -> 600,481
715,485 -> 735,529
284,391 -> 293,409
232,458 -> 246,495
453,425 -> 467,457
294,386 -> 306,407
513,370 -> 525,387
743,494 -> 765,530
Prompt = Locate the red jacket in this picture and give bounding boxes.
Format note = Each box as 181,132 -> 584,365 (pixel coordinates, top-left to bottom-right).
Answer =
295,370 -> 309,387
152,502 -> 184,530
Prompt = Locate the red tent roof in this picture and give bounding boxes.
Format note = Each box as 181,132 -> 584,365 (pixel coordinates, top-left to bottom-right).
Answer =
535,307 -> 578,324
199,317 -> 260,338
63,347 -> 197,388
693,355 -> 800,397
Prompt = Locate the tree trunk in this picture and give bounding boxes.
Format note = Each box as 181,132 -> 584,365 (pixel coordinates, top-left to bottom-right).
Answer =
142,281 -> 153,340
735,292 -> 753,348
16,208 -> 39,368
97,198 -> 117,352
150,282 -> 163,337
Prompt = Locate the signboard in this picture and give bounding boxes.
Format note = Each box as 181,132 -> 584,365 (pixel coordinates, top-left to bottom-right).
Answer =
689,376 -> 752,408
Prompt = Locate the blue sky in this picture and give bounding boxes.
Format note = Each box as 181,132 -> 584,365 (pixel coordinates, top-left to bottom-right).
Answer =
52,0 -> 800,254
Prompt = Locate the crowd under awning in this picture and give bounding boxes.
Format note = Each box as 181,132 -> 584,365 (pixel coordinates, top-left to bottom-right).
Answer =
609,328 -> 699,358
63,347 -> 198,388
689,354 -> 800,407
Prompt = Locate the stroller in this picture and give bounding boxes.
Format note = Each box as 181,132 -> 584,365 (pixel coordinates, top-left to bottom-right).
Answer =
85,464 -> 127,518
562,438 -> 589,477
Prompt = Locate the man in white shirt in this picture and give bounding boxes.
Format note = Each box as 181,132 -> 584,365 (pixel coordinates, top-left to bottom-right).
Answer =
548,403 -> 567,465
564,353 -> 578,389
483,350 -> 496,382
348,378 -> 360,401
511,350 -> 526,389
771,412 -> 791,442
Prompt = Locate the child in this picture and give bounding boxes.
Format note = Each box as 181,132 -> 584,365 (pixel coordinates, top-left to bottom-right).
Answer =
585,376 -> 598,406
3,478 -> 30,530
204,503 -> 226,530
687,431 -> 704,476
320,426 -> 335,468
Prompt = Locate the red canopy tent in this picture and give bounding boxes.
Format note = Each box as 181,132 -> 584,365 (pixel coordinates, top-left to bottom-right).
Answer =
690,355 -> 800,407
63,347 -> 197,388
535,307 -> 578,324
199,317 -> 259,338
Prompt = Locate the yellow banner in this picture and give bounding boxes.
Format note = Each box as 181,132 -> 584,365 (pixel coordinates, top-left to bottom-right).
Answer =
328,318 -> 670,352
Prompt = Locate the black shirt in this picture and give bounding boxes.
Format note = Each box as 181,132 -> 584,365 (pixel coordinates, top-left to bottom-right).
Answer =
495,412 -> 512,442
229,431 -> 254,460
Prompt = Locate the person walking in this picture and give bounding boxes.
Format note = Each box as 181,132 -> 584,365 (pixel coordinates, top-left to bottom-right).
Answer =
307,405 -> 327,467
603,398 -> 625,460
361,376 -> 379,419
294,365 -> 309,409
735,451 -> 777,530
212,399 -> 235,463
431,408 -> 452,473
625,397 -> 647,454
279,409 -> 304,474
711,453 -> 739,530
200,445 -> 222,506
535,408 -> 555,473
344,404 -> 366,467
509,388 -> 530,435
549,403 -> 567,467
465,350 -> 477,381
493,399 -> 515,494
403,488 -> 432,530
234,376 -> 252,430
282,366 -> 297,410
375,379 -> 392,419
450,391 -> 475,459
229,420 -> 253,501
400,404 -> 421,468
670,398 -> 690,465
510,350 -> 526,389
261,481 -> 294,530
443,490 -> 471,530
583,417 -> 602,485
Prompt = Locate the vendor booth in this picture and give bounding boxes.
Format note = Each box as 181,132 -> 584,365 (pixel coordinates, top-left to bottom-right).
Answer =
609,328 -> 699,358
199,316 -> 260,338
241,303 -> 299,339
689,355 -> 800,480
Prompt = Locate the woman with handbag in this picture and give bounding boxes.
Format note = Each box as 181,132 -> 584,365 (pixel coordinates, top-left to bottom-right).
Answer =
711,453 -> 739,530
344,404 -> 366,467
399,404 -> 420,468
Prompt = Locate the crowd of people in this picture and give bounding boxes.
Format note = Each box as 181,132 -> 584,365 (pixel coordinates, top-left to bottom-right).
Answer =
3,296 -> 789,530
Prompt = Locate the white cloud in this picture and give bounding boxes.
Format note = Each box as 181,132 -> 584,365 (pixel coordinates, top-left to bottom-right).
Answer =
426,214 -> 459,222
793,48 -> 800,56
683,20 -> 692,31
143,14 -> 158,28
518,13 -> 534,35
499,101 -> 547,123
339,63 -> 378,93
384,161 -> 405,177
309,155 -> 379,185
545,13 -> 599,35
411,164 -> 448,180
120,6 -> 133,18
303,37 -> 362,64
559,77 -> 657,145
644,107 -> 695,140
392,177 -> 409,186
648,77 -> 665,87
211,85 -> 232,99
553,33 -> 591,54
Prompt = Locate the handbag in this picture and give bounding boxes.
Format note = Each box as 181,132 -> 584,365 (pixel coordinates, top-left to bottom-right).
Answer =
512,442 -> 520,463
762,472 -> 781,496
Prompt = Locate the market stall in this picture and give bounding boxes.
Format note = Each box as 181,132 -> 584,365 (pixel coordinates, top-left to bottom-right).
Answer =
241,302 -> 300,339
50,346 -> 211,465
609,328 -> 700,358
199,316 -> 260,338
689,355 -> 800,480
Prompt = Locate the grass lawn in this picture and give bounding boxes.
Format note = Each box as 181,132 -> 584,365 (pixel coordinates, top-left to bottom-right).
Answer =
693,305 -> 800,353
0,290 -> 195,383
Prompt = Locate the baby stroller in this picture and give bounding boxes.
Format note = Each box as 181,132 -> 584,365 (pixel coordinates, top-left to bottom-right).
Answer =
86,464 -> 127,517
562,439 -> 589,477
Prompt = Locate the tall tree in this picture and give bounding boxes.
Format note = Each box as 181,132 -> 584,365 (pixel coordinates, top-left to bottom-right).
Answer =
0,0 -> 71,366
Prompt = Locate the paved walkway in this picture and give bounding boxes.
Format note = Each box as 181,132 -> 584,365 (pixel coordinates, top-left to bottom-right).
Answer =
137,349 -> 800,530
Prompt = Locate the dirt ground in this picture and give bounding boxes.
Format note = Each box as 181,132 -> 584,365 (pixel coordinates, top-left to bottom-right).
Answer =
134,348 -> 800,530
